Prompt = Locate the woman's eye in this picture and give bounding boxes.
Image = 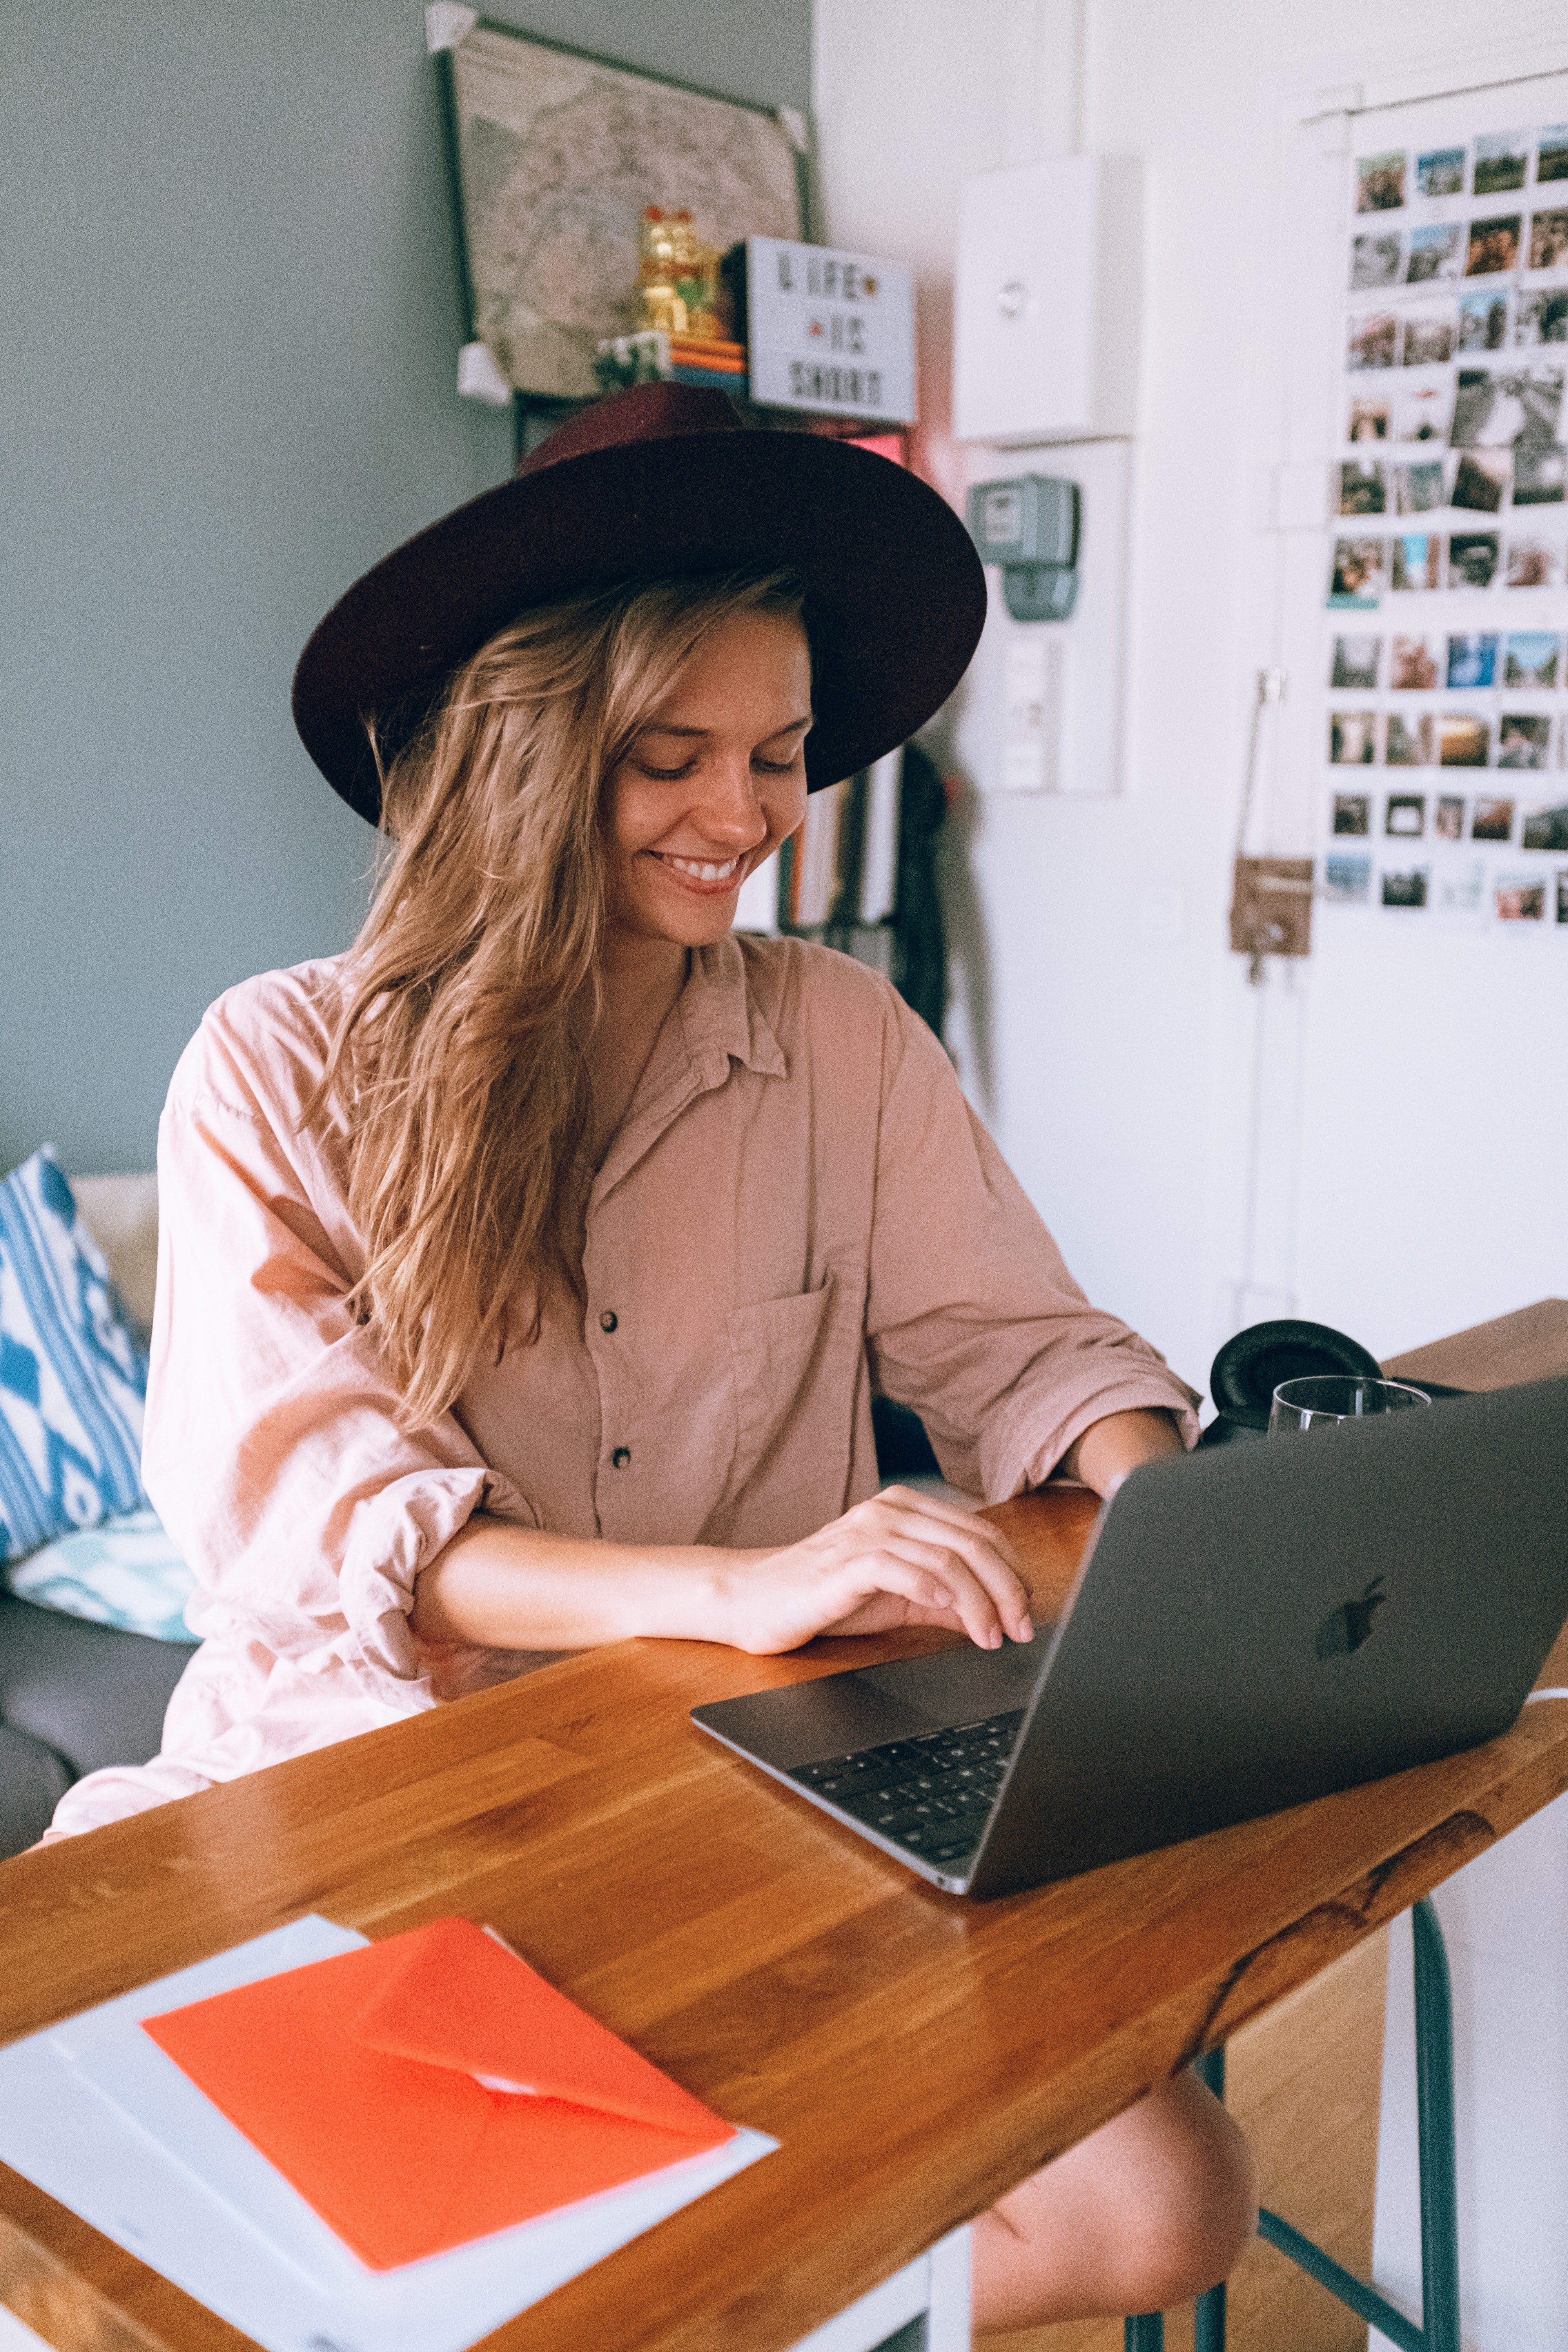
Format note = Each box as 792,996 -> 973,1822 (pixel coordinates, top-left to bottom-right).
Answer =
637,761 -> 695,781
753,755 -> 800,773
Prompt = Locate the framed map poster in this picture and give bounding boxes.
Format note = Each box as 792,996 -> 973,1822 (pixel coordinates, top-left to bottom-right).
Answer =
433,14 -> 804,399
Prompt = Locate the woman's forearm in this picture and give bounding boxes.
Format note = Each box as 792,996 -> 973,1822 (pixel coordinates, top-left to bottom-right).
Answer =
410,1485 -> 1034,1659
409,1515 -> 725,1650
1056,1407 -> 1186,1498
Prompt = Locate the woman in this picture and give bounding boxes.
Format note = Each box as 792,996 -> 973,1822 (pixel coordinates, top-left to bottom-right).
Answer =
51,384 -> 1252,2328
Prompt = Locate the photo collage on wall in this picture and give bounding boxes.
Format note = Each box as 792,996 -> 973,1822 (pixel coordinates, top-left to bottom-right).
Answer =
1326,121 -> 1568,927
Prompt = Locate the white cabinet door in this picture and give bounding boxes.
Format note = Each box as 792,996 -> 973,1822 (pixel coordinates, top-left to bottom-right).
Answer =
785,2224 -> 971,2352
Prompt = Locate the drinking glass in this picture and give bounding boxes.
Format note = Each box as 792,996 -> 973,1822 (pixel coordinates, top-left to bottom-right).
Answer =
1268,1375 -> 1432,1436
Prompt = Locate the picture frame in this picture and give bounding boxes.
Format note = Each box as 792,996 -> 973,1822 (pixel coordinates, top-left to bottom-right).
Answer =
434,16 -> 805,399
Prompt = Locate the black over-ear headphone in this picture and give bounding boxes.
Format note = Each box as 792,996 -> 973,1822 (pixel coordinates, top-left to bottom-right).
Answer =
1199,1319 -> 1385,1446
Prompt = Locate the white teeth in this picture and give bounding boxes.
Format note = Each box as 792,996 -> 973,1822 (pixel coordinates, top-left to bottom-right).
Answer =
664,854 -> 738,881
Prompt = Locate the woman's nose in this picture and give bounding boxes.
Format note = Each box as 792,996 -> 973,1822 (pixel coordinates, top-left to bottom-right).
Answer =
695,758 -> 769,844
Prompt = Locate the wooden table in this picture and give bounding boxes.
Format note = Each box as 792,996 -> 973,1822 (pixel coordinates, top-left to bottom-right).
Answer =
3,1304 -> 1567,2352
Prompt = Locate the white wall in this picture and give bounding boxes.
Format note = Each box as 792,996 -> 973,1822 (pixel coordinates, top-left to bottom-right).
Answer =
814,0 -> 1568,1393
813,5 -> 1568,2346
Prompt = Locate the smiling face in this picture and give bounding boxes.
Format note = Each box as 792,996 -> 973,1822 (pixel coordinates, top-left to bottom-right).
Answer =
603,606 -> 812,955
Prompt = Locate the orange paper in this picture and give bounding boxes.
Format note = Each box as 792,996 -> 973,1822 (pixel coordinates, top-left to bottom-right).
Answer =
142,1918 -> 734,2270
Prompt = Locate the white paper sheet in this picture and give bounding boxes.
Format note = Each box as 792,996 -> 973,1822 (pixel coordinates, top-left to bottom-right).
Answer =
0,1916 -> 776,2352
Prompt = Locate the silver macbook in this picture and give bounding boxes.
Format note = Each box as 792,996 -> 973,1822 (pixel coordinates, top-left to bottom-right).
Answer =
691,1379 -> 1568,1898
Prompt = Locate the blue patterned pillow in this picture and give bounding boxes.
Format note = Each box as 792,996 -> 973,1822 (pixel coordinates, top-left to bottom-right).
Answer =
0,1147 -> 151,1563
6,1507 -> 198,1644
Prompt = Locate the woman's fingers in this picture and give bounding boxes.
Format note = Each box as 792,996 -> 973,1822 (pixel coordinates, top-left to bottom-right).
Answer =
738,1549 -> 962,1652
844,1532 -> 1005,1647
877,1485 -> 1024,1567
726,1490 -> 1035,1656
859,1495 -> 1033,1642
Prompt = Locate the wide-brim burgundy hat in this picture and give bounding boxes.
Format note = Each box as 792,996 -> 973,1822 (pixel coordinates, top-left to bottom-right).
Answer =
292,381 -> 986,824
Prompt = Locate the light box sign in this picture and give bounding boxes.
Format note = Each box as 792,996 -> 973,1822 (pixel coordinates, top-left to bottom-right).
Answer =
744,237 -> 917,423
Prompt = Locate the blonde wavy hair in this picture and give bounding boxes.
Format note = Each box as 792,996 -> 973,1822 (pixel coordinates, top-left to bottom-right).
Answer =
316,566 -> 806,1431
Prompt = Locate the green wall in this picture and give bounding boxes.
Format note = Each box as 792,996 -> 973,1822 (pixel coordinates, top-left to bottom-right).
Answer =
1,0 -> 811,1174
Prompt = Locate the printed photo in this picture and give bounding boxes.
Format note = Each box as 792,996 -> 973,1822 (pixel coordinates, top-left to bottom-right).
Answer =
1452,363 -> 1565,446
1443,714 -> 1492,768
1514,444 -> 1568,504
1348,394 -> 1390,441
1504,533 -> 1563,586
1514,288 -> 1568,345
1351,232 -> 1403,290
1497,713 -> 1553,769
1558,869 -> 1568,922
1521,363 -> 1565,441
1329,710 -> 1378,765
1389,634 -> 1439,690
1331,634 -> 1381,688
1381,865 -> 1429,907
1446,632 -> 1499,689
1447,531 -> 1500,587
1538,127 -> 1568,184
1471,793 -> 1515,837
1347,310 -> 1399,372
1465,214 -> 1522,276
1434,860 -> 1485,915
1495,873 -> 1546,919
1357,151 -> 1406,212
1393,384 -> 1451,442
1457,291 -> 1510,352
1504,630 -> 1560,686
1521,799 -> 1568,848
1391,532 -> 1442,591
1400,307 -> 1455,367
1434,793 -> 1466,839
1393,459 -> 1445,513
1473,133 -> 1527,196
1385,792 -> 1425,836
1330,537 -> 1387,604
1322,852 -> 1372,902
1417,146 -> 1466,198
1406,222 -> 1464,283
1339,459 -> 1387,515
1528,207 -> 1568,269
1332,793 -> 1371,835
1386,713 -> 1435,766
1451,450 -> 1510,511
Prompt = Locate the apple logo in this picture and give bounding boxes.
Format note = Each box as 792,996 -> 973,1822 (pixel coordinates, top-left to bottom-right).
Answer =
1315,1575 -> 1387,1660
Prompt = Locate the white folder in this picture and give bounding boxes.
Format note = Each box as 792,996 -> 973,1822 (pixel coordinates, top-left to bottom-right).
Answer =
0,1915 -> 775,2352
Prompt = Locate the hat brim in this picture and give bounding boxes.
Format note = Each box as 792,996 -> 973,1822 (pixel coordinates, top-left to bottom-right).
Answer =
292,430 -> 985,824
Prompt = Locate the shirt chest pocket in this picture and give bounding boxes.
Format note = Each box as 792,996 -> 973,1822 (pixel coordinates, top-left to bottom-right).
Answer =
725,1275 -> 853,1508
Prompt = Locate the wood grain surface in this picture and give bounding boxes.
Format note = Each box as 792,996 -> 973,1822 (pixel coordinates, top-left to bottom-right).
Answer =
4,1322 -> 1567,2352
987,1928 -> 1390,2352
1383,1296 -> 1568,1392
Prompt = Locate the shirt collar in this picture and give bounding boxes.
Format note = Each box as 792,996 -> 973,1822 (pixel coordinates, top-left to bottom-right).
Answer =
680,934 -> 788,1085
589,934 -> 787,1207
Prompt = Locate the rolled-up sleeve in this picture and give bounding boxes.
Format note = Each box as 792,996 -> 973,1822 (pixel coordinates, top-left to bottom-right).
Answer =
863,993 -> 1200,1497
142,985 -> 522,1708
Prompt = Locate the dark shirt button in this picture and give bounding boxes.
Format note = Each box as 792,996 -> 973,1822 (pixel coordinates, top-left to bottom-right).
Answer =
612,1446 -> 631,1468
599,1310 -> 618,1333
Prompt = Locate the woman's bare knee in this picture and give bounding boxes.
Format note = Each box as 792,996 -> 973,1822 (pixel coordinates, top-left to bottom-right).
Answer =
972,2070 -> 1257,2335
1112,2071 -> 1256,2307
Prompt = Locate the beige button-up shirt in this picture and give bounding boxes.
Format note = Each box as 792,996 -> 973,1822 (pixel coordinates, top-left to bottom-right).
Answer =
52,935 -> 1198,1836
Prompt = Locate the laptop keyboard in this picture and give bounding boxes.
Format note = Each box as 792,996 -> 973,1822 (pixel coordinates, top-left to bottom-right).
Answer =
787,1709 -> 1026,1870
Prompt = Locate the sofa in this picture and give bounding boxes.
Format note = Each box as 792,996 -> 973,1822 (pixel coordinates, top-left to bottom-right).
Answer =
0,1175 -> 196,1858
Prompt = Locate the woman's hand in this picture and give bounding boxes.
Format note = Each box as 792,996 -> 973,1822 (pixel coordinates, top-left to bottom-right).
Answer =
703,1485 -> 1034,1657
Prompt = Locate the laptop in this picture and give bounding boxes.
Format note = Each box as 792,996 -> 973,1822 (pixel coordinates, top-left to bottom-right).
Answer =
691,1378 -> 1568,1899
